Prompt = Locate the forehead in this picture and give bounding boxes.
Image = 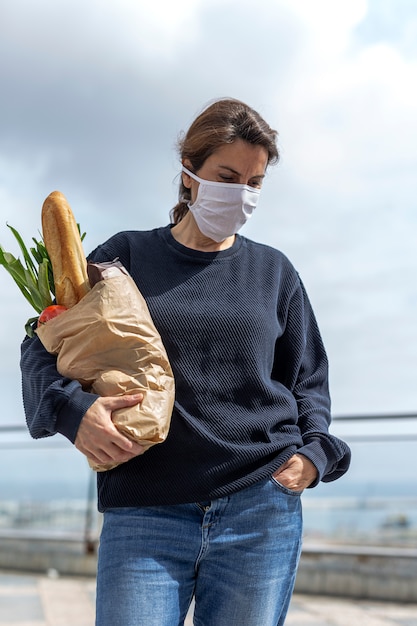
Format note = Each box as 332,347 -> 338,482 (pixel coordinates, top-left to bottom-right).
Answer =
204,140 -> 268,176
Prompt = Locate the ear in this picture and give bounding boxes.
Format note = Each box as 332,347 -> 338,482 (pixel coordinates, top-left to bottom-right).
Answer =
182,159 -> 193,189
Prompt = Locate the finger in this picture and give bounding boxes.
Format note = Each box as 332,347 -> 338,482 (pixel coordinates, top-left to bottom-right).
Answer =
103,395 -> 144,418
110,432 -> 144,454
105,393 -> 144,410
98,415 -> 144,455
77,434 -> 144,463
100,441 -> 144,464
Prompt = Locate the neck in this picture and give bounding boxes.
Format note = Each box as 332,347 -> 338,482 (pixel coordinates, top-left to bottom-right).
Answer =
171,213 -> 235,252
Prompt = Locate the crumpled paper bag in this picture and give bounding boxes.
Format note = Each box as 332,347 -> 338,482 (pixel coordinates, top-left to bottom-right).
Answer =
36,262 -> 175,472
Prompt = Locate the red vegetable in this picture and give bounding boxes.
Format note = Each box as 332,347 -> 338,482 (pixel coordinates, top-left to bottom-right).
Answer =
38,305 -> 68,326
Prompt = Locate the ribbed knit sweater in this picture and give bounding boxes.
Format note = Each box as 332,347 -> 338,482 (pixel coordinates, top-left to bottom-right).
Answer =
21,225 -> 350,509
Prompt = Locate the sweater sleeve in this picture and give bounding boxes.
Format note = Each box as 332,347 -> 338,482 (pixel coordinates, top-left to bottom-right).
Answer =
20,332 -> 99,443
277,278 -> 351,485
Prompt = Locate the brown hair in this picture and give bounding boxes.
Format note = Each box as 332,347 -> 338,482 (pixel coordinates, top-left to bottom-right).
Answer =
171,98 -> 279,224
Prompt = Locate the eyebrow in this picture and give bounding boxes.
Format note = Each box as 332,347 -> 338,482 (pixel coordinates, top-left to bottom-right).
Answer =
218,165 -> 265,179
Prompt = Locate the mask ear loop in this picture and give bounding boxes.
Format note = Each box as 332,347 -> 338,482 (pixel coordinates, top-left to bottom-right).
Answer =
180,166 -> 198,206
182,166 -> 202,183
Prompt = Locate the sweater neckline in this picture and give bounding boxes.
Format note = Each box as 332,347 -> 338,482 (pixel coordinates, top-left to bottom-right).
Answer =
160,225 -> 243,260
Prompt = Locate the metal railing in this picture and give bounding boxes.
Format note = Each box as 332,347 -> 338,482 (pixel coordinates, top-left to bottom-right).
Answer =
1,413 -> 417,553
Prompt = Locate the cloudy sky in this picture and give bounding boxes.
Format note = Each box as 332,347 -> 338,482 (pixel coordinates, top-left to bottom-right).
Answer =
1,0 -> 416,431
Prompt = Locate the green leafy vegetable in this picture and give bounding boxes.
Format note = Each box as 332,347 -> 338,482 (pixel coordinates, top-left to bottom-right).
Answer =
1,221 -> 86,337
0,224 -> 55,337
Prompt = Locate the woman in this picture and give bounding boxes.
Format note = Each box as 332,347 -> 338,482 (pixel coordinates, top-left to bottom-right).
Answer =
21,98 -> 351,626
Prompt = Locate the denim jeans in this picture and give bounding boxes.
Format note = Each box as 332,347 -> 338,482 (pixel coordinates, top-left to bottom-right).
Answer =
95,477 -> 303,626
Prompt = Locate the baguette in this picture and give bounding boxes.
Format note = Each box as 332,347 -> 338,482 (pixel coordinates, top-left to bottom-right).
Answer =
41,191 -> 90,308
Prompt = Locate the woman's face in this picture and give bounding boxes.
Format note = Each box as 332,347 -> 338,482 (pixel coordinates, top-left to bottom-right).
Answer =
183,138 -> 269,203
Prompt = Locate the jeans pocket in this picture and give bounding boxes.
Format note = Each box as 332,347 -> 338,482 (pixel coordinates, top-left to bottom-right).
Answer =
269,476 -> 303,496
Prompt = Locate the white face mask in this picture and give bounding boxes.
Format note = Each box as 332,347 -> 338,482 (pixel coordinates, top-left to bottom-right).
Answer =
182,166 -> 261,242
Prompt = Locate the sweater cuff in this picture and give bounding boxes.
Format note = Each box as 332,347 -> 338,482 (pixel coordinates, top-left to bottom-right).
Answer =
55,383 -> 99,443
296,440 -> 331,487
297,435 -> 351,487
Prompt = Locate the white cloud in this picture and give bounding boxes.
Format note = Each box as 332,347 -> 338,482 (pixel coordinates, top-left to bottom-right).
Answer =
276,16 -> 417,200
109,0 -> 202,57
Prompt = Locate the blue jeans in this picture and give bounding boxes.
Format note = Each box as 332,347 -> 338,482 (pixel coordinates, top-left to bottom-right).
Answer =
95,478 -> 303,626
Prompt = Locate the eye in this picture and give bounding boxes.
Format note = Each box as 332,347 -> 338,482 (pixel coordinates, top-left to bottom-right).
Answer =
219,175 -> 235,183
248,179 -> 263,189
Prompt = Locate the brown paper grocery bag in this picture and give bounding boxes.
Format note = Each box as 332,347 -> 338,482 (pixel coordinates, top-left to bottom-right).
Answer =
36,269 -> 175,471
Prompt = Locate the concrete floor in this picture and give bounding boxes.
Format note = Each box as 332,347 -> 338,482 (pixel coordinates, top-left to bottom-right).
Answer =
0,570 -> 417,625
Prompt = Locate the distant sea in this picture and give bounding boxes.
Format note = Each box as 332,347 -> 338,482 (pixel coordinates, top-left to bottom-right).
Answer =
302,483 -> 417,543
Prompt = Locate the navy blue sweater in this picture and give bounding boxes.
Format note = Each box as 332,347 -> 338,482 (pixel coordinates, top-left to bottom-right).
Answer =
21,226 -> 350,509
